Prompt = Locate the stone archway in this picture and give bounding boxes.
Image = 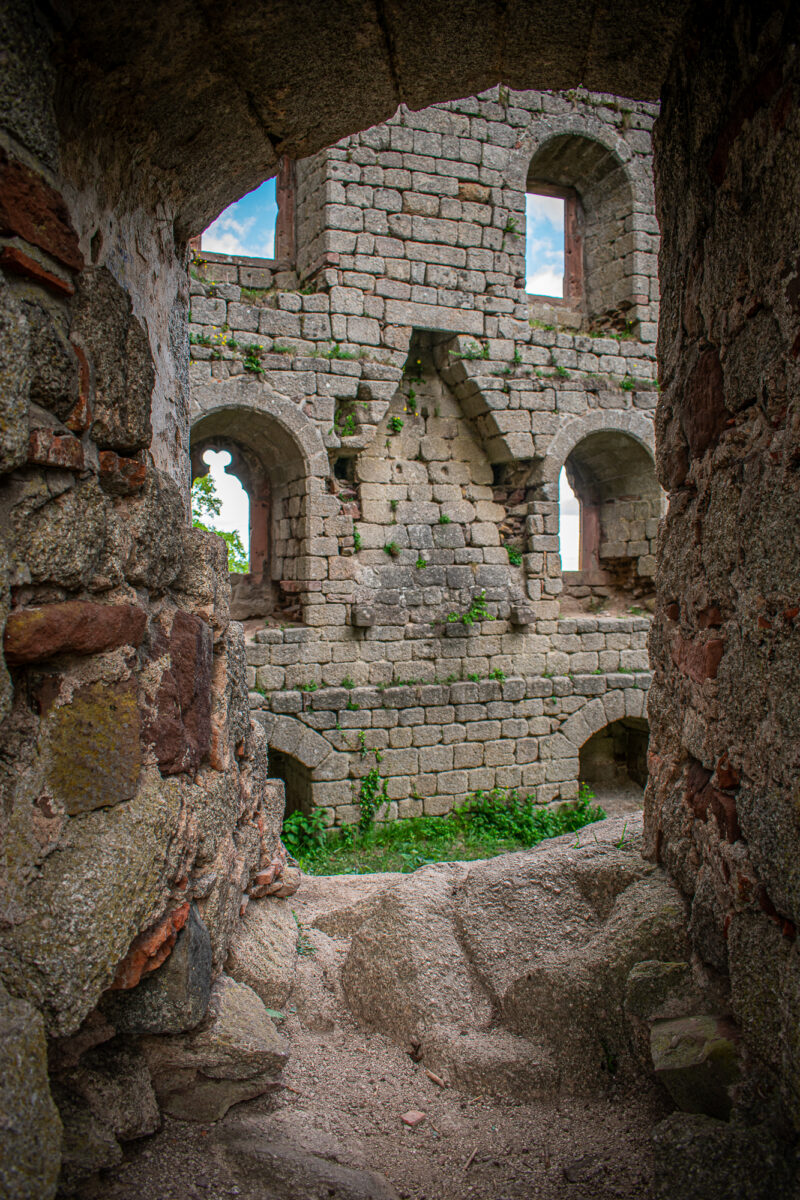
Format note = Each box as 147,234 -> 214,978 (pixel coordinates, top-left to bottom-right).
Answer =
541,410 -> 656,487
190,387 -> 329,619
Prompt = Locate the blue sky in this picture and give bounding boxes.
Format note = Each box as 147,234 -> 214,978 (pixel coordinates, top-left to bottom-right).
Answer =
525,193 -> 564,297
203,178 -> 278,257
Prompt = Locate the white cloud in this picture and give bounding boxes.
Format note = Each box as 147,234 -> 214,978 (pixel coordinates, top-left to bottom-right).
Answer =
526,267 -> 563,297
559,469 -> 580,568
201,450 -> 250,545
203,204 -> 275,258
560,516 -> 580,570
526,192 -> 564,230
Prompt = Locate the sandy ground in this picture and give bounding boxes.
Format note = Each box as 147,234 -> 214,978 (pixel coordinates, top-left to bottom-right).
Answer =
77,819 -> 671,1200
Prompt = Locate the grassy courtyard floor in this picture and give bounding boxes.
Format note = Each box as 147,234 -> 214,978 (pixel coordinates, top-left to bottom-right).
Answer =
282,786 -> 607,875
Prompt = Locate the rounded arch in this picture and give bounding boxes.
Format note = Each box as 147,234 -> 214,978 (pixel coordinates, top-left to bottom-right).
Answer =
535,412 -> 661,593
510,115 -> 646,198
541,411 -> 656,488
513,117 -> 655,330
190,380 -> 329,480
560,687 -> 648,756
190,390 -> 329,620
267,716 -> 346,819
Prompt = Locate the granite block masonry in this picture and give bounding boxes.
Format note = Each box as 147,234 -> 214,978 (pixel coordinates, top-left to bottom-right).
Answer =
190,86 -> 662,819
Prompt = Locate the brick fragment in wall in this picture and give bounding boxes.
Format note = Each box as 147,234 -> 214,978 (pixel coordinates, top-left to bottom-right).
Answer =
108,902 -> 191,990
0,245 -> 74,296
4,600 -> 147,664
98,449 -> 148,495
0,147 -> 84,270
27,427 -> 84,470
143,611 -> 213,775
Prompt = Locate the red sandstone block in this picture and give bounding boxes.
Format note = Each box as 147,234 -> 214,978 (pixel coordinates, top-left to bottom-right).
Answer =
27,428 -> 84,471
98,449 -> 147,495
4,600 -> 148,665
0,147 -> 84,270
110,902 -> 191,990
65,344 -> 93,433
0,245 -> 74,296
672,634 -> 724,683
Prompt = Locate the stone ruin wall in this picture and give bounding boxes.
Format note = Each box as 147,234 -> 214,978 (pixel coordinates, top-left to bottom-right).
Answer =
189,87 -> 661,819
646,1 -> 800,1131
0,6 -> 295,1191
3,2 -> 800,1193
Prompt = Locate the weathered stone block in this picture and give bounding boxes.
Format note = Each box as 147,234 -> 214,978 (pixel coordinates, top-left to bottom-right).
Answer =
72,267 -> 153,452
0,985 -> 62,1200
4,600 -> 147,665
101,905 -> 212,1035
44,677 -> 142,815
141,975 -> 288,1122
226,898 -> 297,1010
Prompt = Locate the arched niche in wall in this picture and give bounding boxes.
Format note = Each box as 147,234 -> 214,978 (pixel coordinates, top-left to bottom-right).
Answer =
563,429 -> 660,590
190,401 -> 320,621
526,133 -> 637,332
580,716 -> 649,798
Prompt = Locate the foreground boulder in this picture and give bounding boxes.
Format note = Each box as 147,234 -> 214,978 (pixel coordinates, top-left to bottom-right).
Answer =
342,816 -> 689,1093
141,974 -> 289,1121
218,1119 -> 400,1200
226,896 -> 298,1010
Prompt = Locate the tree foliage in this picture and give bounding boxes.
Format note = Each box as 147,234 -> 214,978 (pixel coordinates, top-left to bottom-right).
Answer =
191,472 -> 249,573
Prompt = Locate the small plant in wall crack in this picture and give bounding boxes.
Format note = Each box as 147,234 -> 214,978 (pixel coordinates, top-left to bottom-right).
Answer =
454,339 -> 491,361
353,526 -> 362,551
243,344 -> 265,374
384,541 -> 400,558
292,908 -> 317,957
438,512 -> 451,525
446,590 -> 494,628
415,556 -> 427,570
505,544 -> 523,566
357,768 -> 389,831
387,415 -> 404,434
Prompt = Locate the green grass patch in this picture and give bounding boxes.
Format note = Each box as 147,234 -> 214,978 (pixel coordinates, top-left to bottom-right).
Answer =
282,785 -> 605,875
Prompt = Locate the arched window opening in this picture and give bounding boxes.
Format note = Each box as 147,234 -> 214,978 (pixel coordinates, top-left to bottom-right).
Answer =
191,406 -> 308,622
561,431 -> 661,611
580,718 -> 648,814
526,135 -> 635,331
191,448 -> 250,573
194,158 -> 295,263
558,467 -> 580,571
269,750 -> 313,819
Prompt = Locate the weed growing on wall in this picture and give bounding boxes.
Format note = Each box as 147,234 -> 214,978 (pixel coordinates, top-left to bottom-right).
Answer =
447,590 -> 493,627
356,768 -> 389,831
